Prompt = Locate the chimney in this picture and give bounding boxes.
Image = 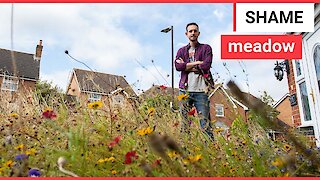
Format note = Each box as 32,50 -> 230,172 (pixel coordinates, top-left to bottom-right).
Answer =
34,40 -> 43,61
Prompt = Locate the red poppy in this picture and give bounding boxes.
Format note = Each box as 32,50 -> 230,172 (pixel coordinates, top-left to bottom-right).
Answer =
114,136 -> 121,143
108,136 -> 121,148
124,151 -> 138,164
42,109 -> 57,119
108,141 -> 116,147
152,159 -> 161,167
159,85 -> 167,90
188,107 -> 196,116
173,122 -> 179,127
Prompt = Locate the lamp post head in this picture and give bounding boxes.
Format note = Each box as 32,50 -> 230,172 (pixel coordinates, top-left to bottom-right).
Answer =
161,27 -> 172,33
274,62 -> 284,81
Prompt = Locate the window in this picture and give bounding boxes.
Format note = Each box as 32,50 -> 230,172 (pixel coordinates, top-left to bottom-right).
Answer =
215,104 -> 224,117
88,93 -> 101,102
313,45 -> 320,92
299,126 -> 315,136
1,76 -> 18,92
299,82 -> 311,121
112,94 -> 124,105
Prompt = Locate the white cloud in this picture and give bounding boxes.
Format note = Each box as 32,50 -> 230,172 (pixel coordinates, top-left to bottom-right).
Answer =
71,26 -> 142,70
213,9 -> 225,21
40,70 -> 71,91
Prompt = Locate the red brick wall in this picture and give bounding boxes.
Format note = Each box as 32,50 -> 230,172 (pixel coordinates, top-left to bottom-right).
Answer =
287,60 -> 301,127
19,79 -> 36,92
210,89 -> 247,127
276,96 -> 294,126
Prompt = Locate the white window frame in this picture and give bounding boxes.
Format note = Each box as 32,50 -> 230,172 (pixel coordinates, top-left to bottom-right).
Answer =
1,75 -> 19,92
88,92 -> 102,102
215,104 -> 224,117
112,94 -> 124,105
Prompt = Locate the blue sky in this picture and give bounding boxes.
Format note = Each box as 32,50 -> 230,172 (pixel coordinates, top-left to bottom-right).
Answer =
0,3 -> 288,101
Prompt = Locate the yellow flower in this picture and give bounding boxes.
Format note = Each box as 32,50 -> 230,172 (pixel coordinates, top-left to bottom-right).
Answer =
241,140 -> 247,145
25,148 -> 37,156
182,159 -> 189,165
8,113 -> 18,119
105,157 -> 115,162
177,94 -> 188,101
229,168 -> 236,173
271,158 -> 284,167
137,127 -> 153,136
214,127 -> 224,133
97,158 -> 106,164
43,107 -> 53,112
147,107 -> 155,116
283,144 -> 291,152
0,167 -> 5,175
88,101 -> 103,109
167,151 -> 178,158
111,170 -> 117,175
188,154 -> 202,163
137,129 -> 146,136
15,144 -> 24,151
4,160 -> 14,168
145,127 -> 153,134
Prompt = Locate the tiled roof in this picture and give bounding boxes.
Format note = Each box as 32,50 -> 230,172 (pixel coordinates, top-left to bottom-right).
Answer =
140,85 -> 179,99
73,68 -> 136,97
0,48 -> 39,80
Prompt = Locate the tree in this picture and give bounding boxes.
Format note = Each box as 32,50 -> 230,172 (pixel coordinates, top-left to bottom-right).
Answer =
34,80 -> 64,106
260,90 -> 275,106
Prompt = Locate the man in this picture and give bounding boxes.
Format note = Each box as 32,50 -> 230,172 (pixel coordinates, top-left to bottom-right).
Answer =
175,22 -> 214,141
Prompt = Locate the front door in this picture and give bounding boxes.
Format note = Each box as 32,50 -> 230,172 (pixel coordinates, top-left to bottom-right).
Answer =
303,23 -> 320,146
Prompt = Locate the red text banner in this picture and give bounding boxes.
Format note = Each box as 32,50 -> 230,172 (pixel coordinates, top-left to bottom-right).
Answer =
221,34 -> 302,60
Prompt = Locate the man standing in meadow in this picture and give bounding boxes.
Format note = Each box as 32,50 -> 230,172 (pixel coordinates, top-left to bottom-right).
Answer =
175,22 -> 215,141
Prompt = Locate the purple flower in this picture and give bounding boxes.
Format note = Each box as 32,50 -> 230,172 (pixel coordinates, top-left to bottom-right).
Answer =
28,169 -> 41,177
305,148 -> 312,155
15,154 -> 29,161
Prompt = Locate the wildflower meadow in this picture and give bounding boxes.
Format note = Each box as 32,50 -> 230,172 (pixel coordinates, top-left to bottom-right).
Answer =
0,81 -> 320,177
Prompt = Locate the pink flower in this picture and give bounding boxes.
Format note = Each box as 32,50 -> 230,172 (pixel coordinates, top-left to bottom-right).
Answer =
203,74 -> 209,78
42,108 -> 57,119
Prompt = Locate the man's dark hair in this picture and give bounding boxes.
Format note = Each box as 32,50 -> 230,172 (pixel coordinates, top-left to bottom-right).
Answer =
186,22 -> 199,31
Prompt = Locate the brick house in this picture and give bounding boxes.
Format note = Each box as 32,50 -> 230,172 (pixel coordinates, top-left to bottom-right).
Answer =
0,40 -> 43,95
285,4 -> 320,146
273,93 -> 293,127
208,84 -> 253,129
66,68 -> 137,110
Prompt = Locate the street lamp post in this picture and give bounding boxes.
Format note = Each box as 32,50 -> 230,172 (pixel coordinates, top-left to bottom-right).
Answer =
161,26 -> 174,108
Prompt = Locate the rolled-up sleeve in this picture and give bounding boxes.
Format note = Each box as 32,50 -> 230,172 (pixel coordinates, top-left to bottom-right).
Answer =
198,45 -> 213,72
175,48 -> 187,71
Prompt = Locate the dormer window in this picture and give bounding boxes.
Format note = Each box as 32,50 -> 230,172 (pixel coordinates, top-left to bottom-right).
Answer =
1,76 -> 18,92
